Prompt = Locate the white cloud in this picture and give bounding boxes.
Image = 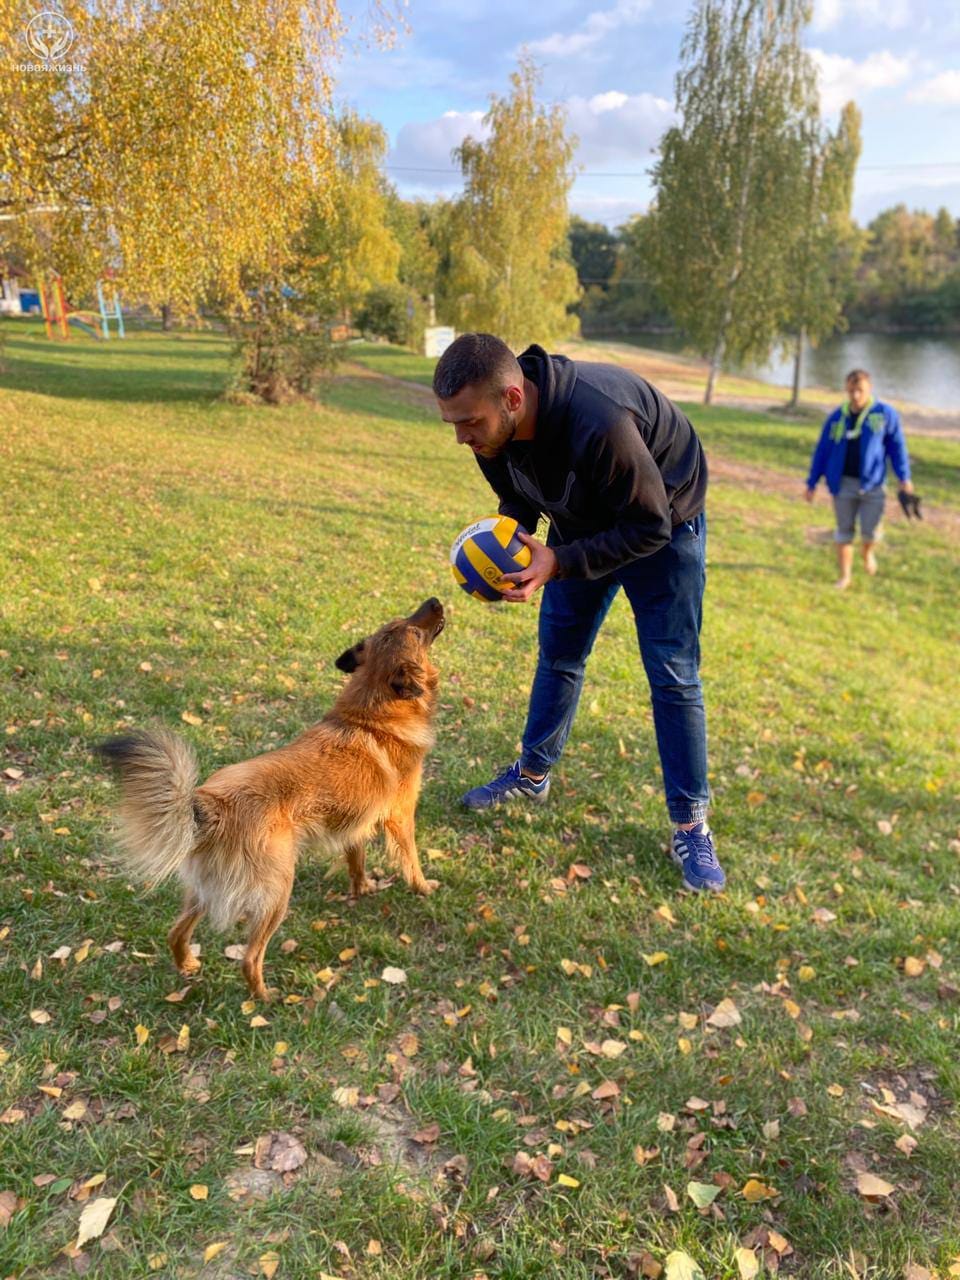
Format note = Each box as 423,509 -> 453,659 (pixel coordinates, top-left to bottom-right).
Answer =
566,90 -> 675,167
388,111 -> 488,190
812,0 -> 912,32
526,0 -> 651,59
808,47 -> 914,114
569,192 -> 651,226
386,90 -> 674,200
908,69 -> 960,105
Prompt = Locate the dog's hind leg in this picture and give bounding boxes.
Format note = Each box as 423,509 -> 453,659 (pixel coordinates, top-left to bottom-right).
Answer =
241,828 -> 295,1000
346,843 -> 376,898
168,892 -> 205,976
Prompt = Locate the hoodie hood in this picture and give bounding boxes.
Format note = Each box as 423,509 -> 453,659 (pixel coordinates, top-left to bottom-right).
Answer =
517,344 -> 578,443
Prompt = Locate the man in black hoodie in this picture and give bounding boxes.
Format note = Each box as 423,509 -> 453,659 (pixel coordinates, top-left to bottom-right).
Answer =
434,332 -> 724,892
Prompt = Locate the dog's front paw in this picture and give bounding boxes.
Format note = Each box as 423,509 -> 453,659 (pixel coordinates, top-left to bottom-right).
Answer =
350,876 -> 377,898
413,877 -> 439,896
177,955 -> 202,976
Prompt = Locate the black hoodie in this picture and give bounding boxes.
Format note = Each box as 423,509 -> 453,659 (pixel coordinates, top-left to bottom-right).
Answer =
475,345 -> 708,580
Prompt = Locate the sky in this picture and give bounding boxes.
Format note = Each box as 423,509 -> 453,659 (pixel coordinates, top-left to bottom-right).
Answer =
334,0 -> 960,228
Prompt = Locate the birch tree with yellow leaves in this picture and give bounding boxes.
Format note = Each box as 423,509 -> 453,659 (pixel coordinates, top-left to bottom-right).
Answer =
445,58 -> 580,350
0,0 -> 408,395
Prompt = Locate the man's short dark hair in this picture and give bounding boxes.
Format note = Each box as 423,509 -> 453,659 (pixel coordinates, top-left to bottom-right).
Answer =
432,332 -> 522,400
845,368 -> 871,384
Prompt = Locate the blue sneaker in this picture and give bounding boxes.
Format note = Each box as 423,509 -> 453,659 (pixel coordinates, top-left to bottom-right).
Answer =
671,822 -> 725,892
460,761 -> 551,811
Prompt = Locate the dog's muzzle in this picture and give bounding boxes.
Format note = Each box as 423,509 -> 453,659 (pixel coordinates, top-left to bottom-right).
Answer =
409,597 -> 445,640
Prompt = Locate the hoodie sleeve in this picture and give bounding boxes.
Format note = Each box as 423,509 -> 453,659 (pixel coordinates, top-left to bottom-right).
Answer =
551,414 -> 673,580
883,406 -> 911,483
806,413 -> 836,489
475,455 -> 540,534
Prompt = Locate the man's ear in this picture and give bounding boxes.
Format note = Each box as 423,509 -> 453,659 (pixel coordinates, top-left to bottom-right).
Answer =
335,640 -> 366,673
390,662 -> 424,700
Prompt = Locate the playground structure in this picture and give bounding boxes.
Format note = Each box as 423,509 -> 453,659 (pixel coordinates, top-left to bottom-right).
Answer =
38,274 -> 125,341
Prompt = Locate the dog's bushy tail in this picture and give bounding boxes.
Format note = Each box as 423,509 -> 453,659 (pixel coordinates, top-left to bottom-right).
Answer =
96,729 -> 199,885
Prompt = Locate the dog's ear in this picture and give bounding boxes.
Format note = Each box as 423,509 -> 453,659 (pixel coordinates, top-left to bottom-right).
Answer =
390,662 -> 424,700
335,640 -> 366,673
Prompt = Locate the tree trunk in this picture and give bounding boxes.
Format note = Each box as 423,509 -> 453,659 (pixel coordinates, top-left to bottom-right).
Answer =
789,328 -> 804,409
161,303 -> 172,331
705,335 -> 724,405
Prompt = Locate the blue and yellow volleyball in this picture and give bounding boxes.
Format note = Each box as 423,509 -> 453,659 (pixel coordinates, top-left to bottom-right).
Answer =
450,515 -> 532,602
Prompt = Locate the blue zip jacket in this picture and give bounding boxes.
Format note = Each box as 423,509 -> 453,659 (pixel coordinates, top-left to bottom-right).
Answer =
806,399 -> 911,496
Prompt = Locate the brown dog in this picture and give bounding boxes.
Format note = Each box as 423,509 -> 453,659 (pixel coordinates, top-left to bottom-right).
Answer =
97,598 -> 444,998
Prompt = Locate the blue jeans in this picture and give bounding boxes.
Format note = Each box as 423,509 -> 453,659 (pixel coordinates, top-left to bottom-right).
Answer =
520,513 -> 710,825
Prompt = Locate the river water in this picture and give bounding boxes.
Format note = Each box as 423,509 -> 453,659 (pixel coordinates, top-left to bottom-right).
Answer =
615,331 -> 960,412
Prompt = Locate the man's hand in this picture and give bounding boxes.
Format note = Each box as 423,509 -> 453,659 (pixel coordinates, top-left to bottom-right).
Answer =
803,487 -> 815,503
899,479 -> 914,494
499,531 -> 558,603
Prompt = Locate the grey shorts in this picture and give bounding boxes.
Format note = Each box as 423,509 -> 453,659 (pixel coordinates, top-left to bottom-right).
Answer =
832,475 -> 885,543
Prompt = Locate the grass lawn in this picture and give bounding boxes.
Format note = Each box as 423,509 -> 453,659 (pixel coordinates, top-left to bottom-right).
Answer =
2,323 -> 960,1279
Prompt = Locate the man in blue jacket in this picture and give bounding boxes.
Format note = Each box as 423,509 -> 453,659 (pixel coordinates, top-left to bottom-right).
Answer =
434,332 -> 724,893
805,368 -> 913,589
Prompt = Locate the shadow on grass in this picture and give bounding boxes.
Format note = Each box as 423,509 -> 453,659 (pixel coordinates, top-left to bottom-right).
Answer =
0,349 -> 230,404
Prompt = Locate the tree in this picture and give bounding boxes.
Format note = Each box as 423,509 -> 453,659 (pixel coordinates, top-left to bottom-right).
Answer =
569,217 -> 619,293
233,111 -> 402,402
649,0 -> 818,403
603,215 -> 672,333
784,101 -> 863,408
446,57 -> 580,349
0,0 -> 341,319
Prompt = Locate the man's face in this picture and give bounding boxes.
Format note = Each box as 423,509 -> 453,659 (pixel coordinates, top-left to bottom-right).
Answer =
846,377 -> 872,414
437,382 -> 521,460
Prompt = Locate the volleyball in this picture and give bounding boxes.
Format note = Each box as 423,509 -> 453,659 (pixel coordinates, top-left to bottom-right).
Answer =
450,515 -> 532,602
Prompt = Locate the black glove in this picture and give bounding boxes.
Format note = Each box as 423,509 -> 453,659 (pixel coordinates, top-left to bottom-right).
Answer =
898,490 -> 922,520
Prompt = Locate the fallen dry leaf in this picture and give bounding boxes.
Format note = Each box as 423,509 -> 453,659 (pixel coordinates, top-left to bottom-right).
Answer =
189,1184 -> 208,1201
76,1196 -> 117,1248
29,1009 -> 51,1025
259,1133 -> 307,1173
741,1178 -> 778,1202
856,1171 -> 895,1199
381,966 -> 407,985
903,956 -> 925,978
686,1180 -> 720,1208
664,1250 -> 706,1280
600,1039 -> 626,1059
706,998 -> 741,1029
642,951 -> 669,967
0,1190 -> 20,1228
735,1247 -> 759,1280
259,1250 -> 280,1278
203,1242 -> 229,1263
592,1079 -> 620,1101
412,1122 -> 441,1144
